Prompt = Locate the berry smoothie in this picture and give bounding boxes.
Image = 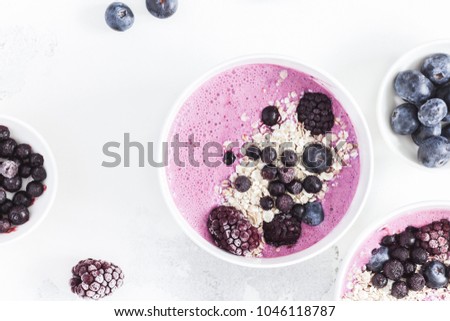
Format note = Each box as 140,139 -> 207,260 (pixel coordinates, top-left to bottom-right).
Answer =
341,207 -> 450,301
165,63 -> 360,258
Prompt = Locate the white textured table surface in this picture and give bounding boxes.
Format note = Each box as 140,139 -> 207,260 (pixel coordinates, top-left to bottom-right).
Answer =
1,0 -> 450,300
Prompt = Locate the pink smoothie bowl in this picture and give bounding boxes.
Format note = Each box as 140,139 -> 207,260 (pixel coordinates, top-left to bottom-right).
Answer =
159,55 -> 373,268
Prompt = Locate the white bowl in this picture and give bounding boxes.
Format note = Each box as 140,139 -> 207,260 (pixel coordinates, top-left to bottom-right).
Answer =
159,55 -> 373,268
0,115 -> 57,245
335,200 -> 450,300
377,40 -> 450,170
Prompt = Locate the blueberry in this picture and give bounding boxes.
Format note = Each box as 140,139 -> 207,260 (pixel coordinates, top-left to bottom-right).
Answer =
29,153 -> 44,168
412,124 -> 441,146
146,0 -> 178,19
390,247 -> 410,262
0,138 -> 16,158
435,84 -> 450,117
0,199 -> 13,215
244,144 -> 261,161
410,247 -> 428,265
26,181 -> 44,197
0,160 -> 19,179
421,53 -> 450,85
18,164 -> 32,178
268,181 -> 285,197
276,194 -> 294,213
303,175 -> 322,194
407,273 -> 426,291
403,261 -> 416,277
281,150 -> 298,167
13,191 -> 32,207
259,196 -> 274,210
418,136 -> 450,168
371,273 -> 388,288
278,167 -> 295,184
302,143 -> 332,174
0,188 -> 6,205
261,165 -> 277,180
418,98 -> 447,127
105,2 -> 134,32
383,259 -> 404,281
261,146 -> 277,164
394,70 -> 435,104
286,180 -> 303,195
290,204 -> 305,221
223,151 -> 236,166
0,218 -> 11,233
422,260 -> 448,288
380,234 -> 397,247
3,176 -> 22,193
8,205 -> 29,225
397,231 -> 415,248
302,202 -> 324,226
442,123 -> 450,140
391,281 -> 408,299
14,144 -> 31,160
390,103 -> 419,135
234,176 -> 251,193
261,106 -> 280,126
366,246 -> 390,273
0,126 -> 10,141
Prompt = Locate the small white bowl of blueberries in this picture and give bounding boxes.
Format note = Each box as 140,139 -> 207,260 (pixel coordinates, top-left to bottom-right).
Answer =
378,40 -> 450,169
0,115 -> 57,244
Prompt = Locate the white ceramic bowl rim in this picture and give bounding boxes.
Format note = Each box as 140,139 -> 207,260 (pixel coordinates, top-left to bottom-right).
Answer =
334,200 -> 450,299
159,54 -> 374,268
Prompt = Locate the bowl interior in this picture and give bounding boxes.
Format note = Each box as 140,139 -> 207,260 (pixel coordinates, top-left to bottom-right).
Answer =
335,201 -> 450,299
0,115 -> 57,244
160,55 -> 373,267
377,40 -> 450,170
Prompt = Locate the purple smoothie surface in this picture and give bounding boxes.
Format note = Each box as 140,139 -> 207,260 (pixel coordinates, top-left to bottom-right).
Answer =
165,63 -> 360,258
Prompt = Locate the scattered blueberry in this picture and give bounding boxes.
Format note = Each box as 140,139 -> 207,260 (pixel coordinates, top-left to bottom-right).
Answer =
146,0 -> 178,19
0,138 -> 16,158
281,150 -> 298,167
383,259 -> 404,281
8,205 -> 29,225
391,281 -> 408,299
223,151 -> 236,166
244,144 -> 261,161
366,246 -> 390,273
422,260 -> 448,289
286,180 -> 303,195
302,143 -> 332,174
29,153 -> 44,168
412,124 -> 441,146
278,167 -> 295,184
261,106 -> 280,126
421,53 -> 450,85
105,2 -> 134,32
290,204 -> 305,221
268,181 -> 285,197
3,176 -> 22,193
380,234 -> 397,247
31,166 -> 47,182
18,164 -> 32,178
397,231 -> 415,248
0,126 -> 10,141
0,199 -> 13,215
394,70 -> 435,104
276,194 -> 294,213
410,247 -> 428,265
26,181 -> 44,198
390,247 -> 410,262
303,175 -> 322,194
13,191 -> 32,207
14,144 -> 31,160
371,273 -> 388,288
403,261 -> 416,277
234,176 -> 251,193
417,98 -> 447,127
417,136 -> 450,168
390,103 -> 419,135
407,273 -> 426,291
261,165 -> 278,180
302,202 -> 324,226
259,196 -> 274,211
261,146 -> 277,164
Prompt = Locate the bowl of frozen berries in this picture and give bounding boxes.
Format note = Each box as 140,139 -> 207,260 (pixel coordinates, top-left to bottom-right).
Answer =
161,55 -> 373,267
378,40 -> 450,169
0,115 -> 57,244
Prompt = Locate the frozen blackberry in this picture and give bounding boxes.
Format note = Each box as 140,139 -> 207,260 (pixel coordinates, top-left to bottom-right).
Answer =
286,180 -> 303,195
268,181 -> 285,196
0,138 -> 16,157
381,234 -> 397,247
234,176 -> 251,193
70,258 -> 124,300
302,143 -> 333,174
0,188 -> 6,205
390,247 -> 410,262
0,218 -> 11,233
371,273 -> 388,288
18,164 -> 32,178
403,261 -> 416,277
3,176 -> 22,193
391,281 -> 408,299
29,153 -> 44,167
261,106 -> 280,126
0,126 -> 10,141
261,146 -> 277,164
302,175 -> 322,194
263,213 -> 301,246
276,194 -> 294,213
0,199 -> 13,215
26,181 -> 45,197
410,247 -> 428,264
281,150 -> 298,167
397,231 -> 415,248
8,205 -> 29,225
415,219 -> 450,256
0,160 -> 19,179
31,166 -> 47,182
297,92 -> 335,135
278,167 -> 295,184
261,165 -> 278,180
407,273 -> 425,291
259,196 -> 274,210
383,259 -> 404,281
244,144 -> 261,161
14,144 -> 31,160
207,206 -> 261,256
13,191 -> 32,207
290,204 -> 305,221
223,151 -> 236,166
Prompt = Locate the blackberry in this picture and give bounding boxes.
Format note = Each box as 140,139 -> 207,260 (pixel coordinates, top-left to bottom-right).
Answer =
415,219 -> 450,256
383,259 -> 404,281
391,281 -> 408,299
407,273 -> 425,291
0,138 -> 17,157
3,176 -> 22,193
29,153 -> 44,168
208,206 -> 261,256
397,231 -> 415,248
276,194 -> 294,213
234,176 -> 251,193
261,106 -> 280,126
244,144 -> 260,161
31,166 -> 47,182
303,175 -> 322,194
261,165 -> 278,180
278,167 -> 295,184
263,213 -> 301,246
281,150 -> 298,167
390,247 -> 410,262
290,204 -> 305,221
26,181 -> 45,197
297,92 -> 334,135
14,144 -> 31,160
371,273 -> 388,288
0,218 -> 11,233
403,261 -> 416,277
13,191 -> 32,207
268,181 -> 285,196
223,151 -> 236,166
8,205 -> 29,225
286,180 -> 303,195
261,147 -> 277,164
259,196 -> 274,210
0,126 -> 10,141
18,164 -> 32,178
70,258 -> 124,300
381,234 -> 397,247
410,247 -> 428,264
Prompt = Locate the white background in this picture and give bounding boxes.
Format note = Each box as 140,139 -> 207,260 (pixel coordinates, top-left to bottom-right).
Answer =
1,0 -> 450,300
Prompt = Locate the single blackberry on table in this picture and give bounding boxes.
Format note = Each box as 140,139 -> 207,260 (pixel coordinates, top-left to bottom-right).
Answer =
208,206 -> 261,256
29,153 -> 44,168
0,218 -> 11,233
383,259 -> 404,281
371,273 -> 388,288
281,150 -> 298,167
8,205 -> 29,225
263,213 -> 301,247
415,219 -> 450,256
390,247 -> 410,262
13,191 -> 32,207
286,180 -> 303,195
380,234 -> 397,247
290,204 -> 305,221
268,181 -> 286,197
259,196 -> 274,211
0,199 -> 13,215
3,176 -> 22,193
407,273 -> 426,291
26,181 -> 45,197
397,231 -> 416,248
261,165 -> 278,180
70,258 -> 124,300
303,175 -> 322,194
18,164 -> 32,178
223,151 -> 236,166
261,106 -> 280,126
14,144 -> 31,160
391,281 -> 408,299
234,176 -> 252,193
297,92 -> 335,135
410,247 -> 428,265
403,261 -> 416,277
261,146 -> 277,164
244,144 -> 261,161
31,166 -> 47,182
276,194 -> 294,213
278,167 -> 295,184
0,126 -> 10,141
0,138 -> 17,157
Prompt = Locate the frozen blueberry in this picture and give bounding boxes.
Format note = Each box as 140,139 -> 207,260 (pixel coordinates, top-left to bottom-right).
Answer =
0,126 -> 10,141
302,202 -> 324,226
0,189 -> 5,205
397,231 -> 415,248
261,165 -> 278,180
391,281 -> 408,299
8,205 -> 29,225
412,124 -> 441,146
26,181 -> 44,197
261,106 -> 280,126
146,0 -> 178,19
390,247 -> 410,262
278,167 -> 295,184
418,98 -> 447,127
244,144 -> 261,161
31,166 -> 47,182
303,175 -> 322,194
18,164 -> 32,178
290,204 -> 305,221
14,144 -> 31,160
410,247 -> 428,265
3,176 -> 22,193
0,160 -> 19,179
422,260 -> 448,289
13,191 -> 32,207
0,138 -> 16,158
234,176 -> 251,193
281,150 -> 298,167
302,143 -> 333,174
442,123 -> 450,140
259,196 -> 274,211
261,146 -> 277,164
381,234 -> 397,247
0,218 -> 11,233
371,273 -> 388,288
418,136 -> 450,168
223,151 -> 236,166
407,273 -> 426,291
0,199 -> 13,215
286,180 -> 303,195
29,153 -> 44,168
394,70 -> 435,104
276,194 -> 294,213
383,259 -> 404,281
268,181 -> 285,197
403,261 -> 416,277
366,246 -> 390,273
422,53 -> 450,85
390,103 -> 420,135
105,2 -> 134,32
